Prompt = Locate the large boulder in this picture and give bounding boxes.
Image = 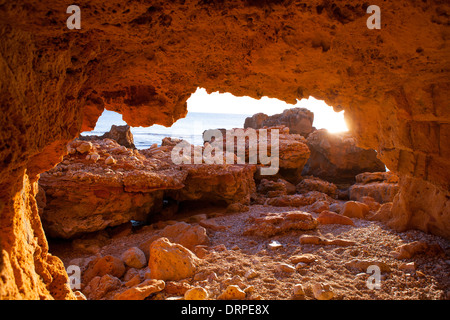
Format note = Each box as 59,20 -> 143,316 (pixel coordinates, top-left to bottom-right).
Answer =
39,139 -> 187,238
302,129 -> 386,184
203,126 -> 310,183
167,163 -> 256,205
349,171 -> 399,204
148,237 -> 200,281
244,108 -> 314,137
81,125 -> 136,149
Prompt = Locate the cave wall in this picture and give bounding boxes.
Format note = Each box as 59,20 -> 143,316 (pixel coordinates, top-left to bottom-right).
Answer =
0,0 -> 449,299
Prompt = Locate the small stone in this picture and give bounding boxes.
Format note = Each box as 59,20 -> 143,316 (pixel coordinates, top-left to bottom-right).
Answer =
73,291 -> 87,300
289,254 -> 317,264
311,282 -> 334,300
342,201 -> 369,219
125,275 -> 142,287
299,235 -> 356,247
244,269 -> 259,279
123,268 -> 140,282
213,244 -> 227,252
89,153 -> 100,162
218,285 -> 246,300
184,287 -> 209,300
121,247 -> 147,269
416,270 -> 426,277
83,255 -> 126,284
399,262 -> 416,272
199,218 -> 229,231
317,210 -> 354,226
164,281 -> 192,295
345,259 -> 391,273
391,241 -> 443,260
84,274 -> 121,300
193,245 -> 210,259
244,286 -> 255,294
268,240 -> 283,249
76,141 -> 93,154
276,263 -> 296,273
293,284 -> 305,297
105,156 -> 116,165
114,279 -> 165,300
295,262 -> 308,269
67,146 -> 76,154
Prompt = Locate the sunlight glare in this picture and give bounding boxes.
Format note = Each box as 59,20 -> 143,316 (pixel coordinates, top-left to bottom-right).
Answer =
187,88 -> 348,133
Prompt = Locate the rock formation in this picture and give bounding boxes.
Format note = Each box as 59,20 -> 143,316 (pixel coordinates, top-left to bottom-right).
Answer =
244,108 -> 315,137
302,129 -> 387,184
39,137 -> 258,238
39,139 -> 186,238
204,126 -> 311,183
349,171 -> 399,204
81,125 -> 136,149
0,0 -> 449,299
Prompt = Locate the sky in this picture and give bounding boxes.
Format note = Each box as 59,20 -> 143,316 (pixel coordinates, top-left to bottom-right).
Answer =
187,88 -> 348,133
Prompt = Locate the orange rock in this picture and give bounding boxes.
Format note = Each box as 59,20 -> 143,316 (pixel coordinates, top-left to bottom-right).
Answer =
149,238 -> 200,281
391,241 -> 443,260
83,274 -> 121,300
317,210 -> 355,226
266,194 -> 315,207
243,211 -> 318,237
184,287 -> 209,300
218,285 -> 246,300
158,222 -> 209,251
342,201 -> 370,219
83,255 -> 126,284
164,281 -> 192,295
302,130 -> 386,184
114,279 -> 165,300
299,235 -> 355,247
297,177 -> 338,198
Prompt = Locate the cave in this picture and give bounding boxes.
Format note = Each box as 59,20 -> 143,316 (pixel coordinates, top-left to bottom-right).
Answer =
0,0 -> 449,301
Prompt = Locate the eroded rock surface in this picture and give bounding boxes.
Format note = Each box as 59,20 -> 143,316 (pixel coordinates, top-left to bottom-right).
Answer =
244,108 -> 314,137
1,0 -> 449,299
302,129 -> 386,184
39,139 -> 186,238
349,171 -> 399,204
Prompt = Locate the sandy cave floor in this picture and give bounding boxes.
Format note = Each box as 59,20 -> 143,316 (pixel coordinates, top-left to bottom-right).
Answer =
49,204 -> 450,300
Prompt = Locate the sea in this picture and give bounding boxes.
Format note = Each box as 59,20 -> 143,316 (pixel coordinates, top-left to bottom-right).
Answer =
81,110 -> 252,149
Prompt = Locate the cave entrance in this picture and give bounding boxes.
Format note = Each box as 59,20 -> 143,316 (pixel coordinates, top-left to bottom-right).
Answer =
43,87 -> 374,248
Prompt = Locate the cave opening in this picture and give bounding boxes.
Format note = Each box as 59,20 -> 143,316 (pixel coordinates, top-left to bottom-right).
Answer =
42,88 -> 359,247
81,87 -> 350,148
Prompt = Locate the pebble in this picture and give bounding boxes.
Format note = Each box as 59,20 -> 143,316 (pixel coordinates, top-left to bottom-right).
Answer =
121,247 -> 147,269
268,240 -> 283,250
276,263 -> 296,273
218,285 -> 246,300
105,156 -> 116,165
399,262 -> 416,272
184,287 -> 209,300
245,269 -> 259,279
293,284 -> 305,297
311,282 -> 334,300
